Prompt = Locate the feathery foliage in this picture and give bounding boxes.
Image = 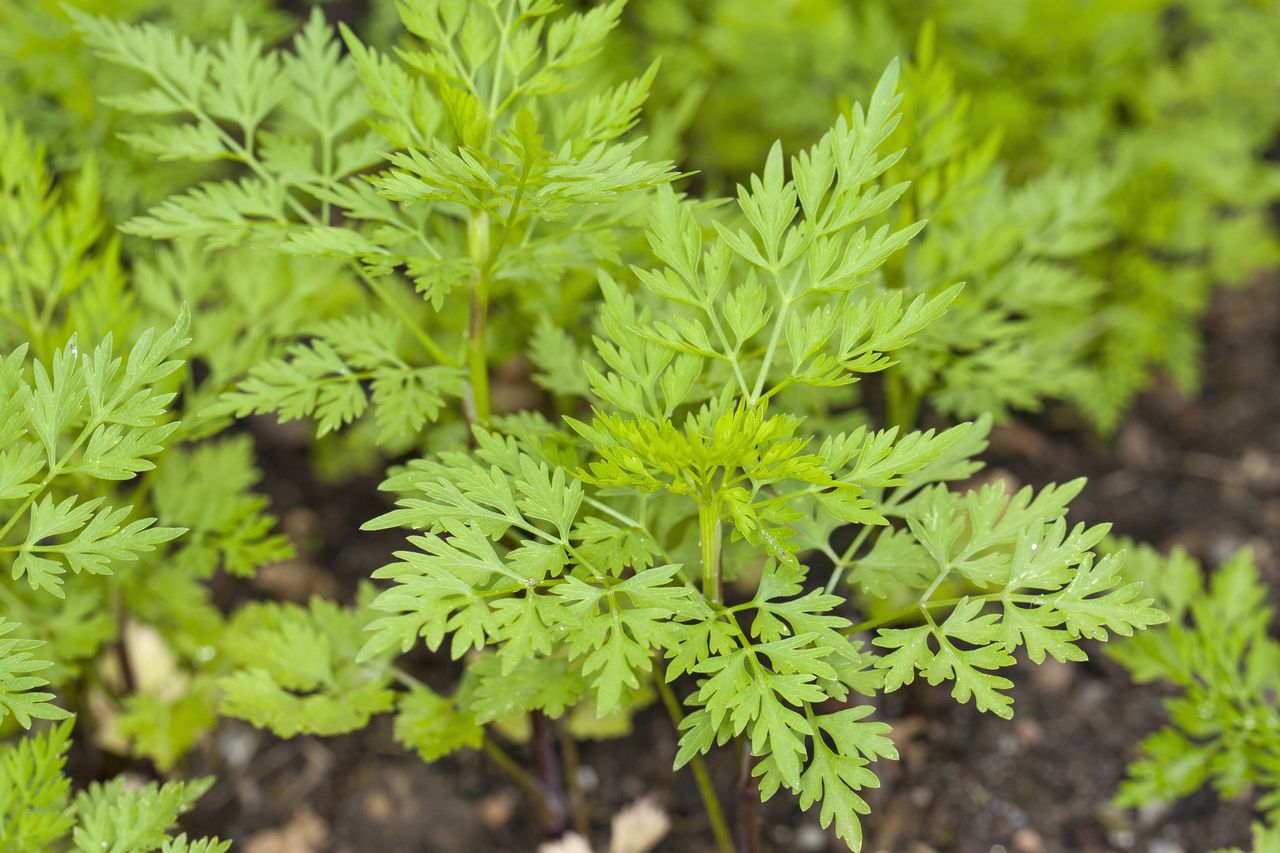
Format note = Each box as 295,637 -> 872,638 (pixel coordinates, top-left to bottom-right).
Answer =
1,0 -> 1255,849
362,57 -> 1164,848
1111,545 -> 1280,834
613,0 -> 1280,430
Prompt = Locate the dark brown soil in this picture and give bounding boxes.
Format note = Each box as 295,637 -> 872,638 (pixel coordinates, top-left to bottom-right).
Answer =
179,277 -> 1277,853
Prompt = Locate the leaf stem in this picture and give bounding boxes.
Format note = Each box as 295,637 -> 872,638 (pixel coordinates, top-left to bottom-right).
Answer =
824,524 -> 874,594
842,591 -> 1050,636
582,495 -> 645,531
735,745 -> 761,853
390,667 -> 558,832
750,266 -> 804,402
354,266 -> 457,368
466,211 -> 493,424
482,734 -> 556,823
655,677 -> 734,853
699,501 -> 723,606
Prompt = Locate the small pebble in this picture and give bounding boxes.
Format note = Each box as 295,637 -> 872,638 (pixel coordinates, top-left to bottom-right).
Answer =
1012,828 -> 1044,853
476,790 -> 518,828
1109,829 -> 1136,849
576,765 -> 599,792
1147,841 -> 1185,853
1136,800 -> 1172,828
1014,720 -> 1044,748
906,844 -> 940,853
1030,658 -> 1075,693
364,790 -> 393,822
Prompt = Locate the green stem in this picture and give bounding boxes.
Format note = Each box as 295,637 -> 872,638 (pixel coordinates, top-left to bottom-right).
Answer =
582,495 -> 645,531
482,735 -> 555,825
824,524 -> 874,594
656,677 -> 734,853
843,591 -> 1047,636
467,211 -> 493,424
750,266 -> 804,402
698,501 -> 723,606
486,0 -> 516,122
390,668 -> 556,829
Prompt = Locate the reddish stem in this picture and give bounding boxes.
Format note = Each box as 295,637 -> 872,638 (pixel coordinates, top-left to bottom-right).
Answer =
530,710 -> 570,837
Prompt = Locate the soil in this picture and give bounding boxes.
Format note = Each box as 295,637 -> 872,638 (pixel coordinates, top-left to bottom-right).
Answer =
177,276 -> 1278,853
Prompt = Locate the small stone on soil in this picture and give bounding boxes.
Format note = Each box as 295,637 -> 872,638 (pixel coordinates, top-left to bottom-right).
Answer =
1012,827 -> 1045,853
476,790 -> 519,828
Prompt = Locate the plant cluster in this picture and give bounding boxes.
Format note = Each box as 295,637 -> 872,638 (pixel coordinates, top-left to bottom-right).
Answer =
615,0 -> 1280,430
0,1 -> 1272,851
1112,545 -> 1280,833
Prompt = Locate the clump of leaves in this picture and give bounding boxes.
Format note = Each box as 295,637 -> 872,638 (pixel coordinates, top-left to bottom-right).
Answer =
0,0 -> 299,217
73,0 -> 677,438
363,60 -> 1165,849
0,103 -> 341,777
0,318 -> 228,851
611,0 -> 1280,431
1110,544 -> 1280,835
873,27 -> 1112,428
0,720 -> 227,852
4,2 -> 1176,851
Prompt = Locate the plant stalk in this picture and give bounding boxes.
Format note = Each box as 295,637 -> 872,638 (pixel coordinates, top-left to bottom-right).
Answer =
557,723 -> 590,836
655,676 -> 734,853
111,585 -> 137,696
392,668 -> 557,831
482,735 -> 556,825
735,745 -> 761,853
699,501 -> 723,606
529,710 -> 570,837
467,211 -> 493,424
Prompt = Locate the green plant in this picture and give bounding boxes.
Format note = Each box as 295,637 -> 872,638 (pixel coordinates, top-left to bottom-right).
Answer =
0,317 -> 228,852
0,99 -> 358,770
612,0 -> 1280,431
1110,544 -> 1280,838
0,0 -> 297,217
357,56 -> 1163,849
71,1 -> 676,441
0,1 -> 1192,850
867,26 -> 1112,428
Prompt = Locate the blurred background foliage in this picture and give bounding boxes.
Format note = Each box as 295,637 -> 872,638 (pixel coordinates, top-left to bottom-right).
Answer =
597,0 -> 1280,430
3,0 -> 1276,433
